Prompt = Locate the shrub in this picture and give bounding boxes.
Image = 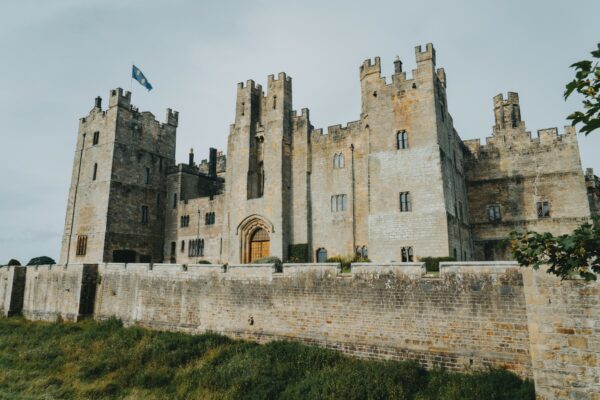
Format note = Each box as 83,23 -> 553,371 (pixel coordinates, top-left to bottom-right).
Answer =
252,256 -> 282,272
419,256 -> 456,273
27,256 -> 56,266
287,244 -> 309,263
7,259 -> 21,266
326,255 -> 370,272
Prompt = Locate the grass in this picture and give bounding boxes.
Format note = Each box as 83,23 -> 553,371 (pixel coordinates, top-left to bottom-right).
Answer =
0,317 -> 535,399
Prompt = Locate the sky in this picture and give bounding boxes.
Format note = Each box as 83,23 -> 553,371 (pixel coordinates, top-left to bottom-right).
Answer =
0,0 -> 598,264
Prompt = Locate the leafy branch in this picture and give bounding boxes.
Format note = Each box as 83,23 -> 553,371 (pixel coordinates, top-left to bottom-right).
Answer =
507,219 -> 600,281
564,43 -> 600,135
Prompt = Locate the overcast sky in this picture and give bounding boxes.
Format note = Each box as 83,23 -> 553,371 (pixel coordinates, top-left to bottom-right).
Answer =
1,0 -> 598,264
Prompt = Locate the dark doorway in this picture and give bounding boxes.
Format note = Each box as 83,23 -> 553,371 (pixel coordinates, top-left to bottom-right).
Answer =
316,248 -> 328,263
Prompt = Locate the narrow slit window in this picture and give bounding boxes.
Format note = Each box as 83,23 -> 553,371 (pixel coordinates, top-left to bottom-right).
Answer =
396,130 -> 408,150
400,192 -> 412,212
141,205 -> 149,224
92,131 -> 99,145
92,163 -> 98,181
76,235 -> 87,256
145,167 -> 150,184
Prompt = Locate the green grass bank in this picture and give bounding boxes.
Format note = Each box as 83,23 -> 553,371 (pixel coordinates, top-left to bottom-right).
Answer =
0,317 -> 534,400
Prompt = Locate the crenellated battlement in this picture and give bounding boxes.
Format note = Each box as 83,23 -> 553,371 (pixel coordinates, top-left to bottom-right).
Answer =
359,57 -> 381,80
415,43 -> 436,65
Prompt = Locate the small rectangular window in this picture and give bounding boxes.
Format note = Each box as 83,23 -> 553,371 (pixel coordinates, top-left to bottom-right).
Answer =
173,193 -> 177,209
141,205 -> 149,224
170,241 -> 176,257
145,167 -> 150,185
487,205 -> 501,222
92,163 -> 98,181
181,240 -> 185,253
401,246 -> 413,262
92,131 -> 99,145
396,131 -> 408,150
331,194 -> 347,212
537,201 -> 550,218
76,235 -> 87,256
400,192 -> 412,212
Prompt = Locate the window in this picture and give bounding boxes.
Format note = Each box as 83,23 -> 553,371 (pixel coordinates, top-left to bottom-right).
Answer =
92,163 -> 98,181
333,153 -> 345,169
92,131 -> 99,145
156,193 -> 160,208
401,246 -> 413,262
316,248 -> 328,263
273,95 -> 277,109
141,205 -> 149,224
356,245 -> 368,258
181,240 -> 185,253
189,239 -> 204,257
362,246 -> 368,258
463,251 -> 467,261
180,215 -> 190,227
453,248 -> 457,260
331,194 -> 347,212
487,205 -> 501,222
537,201 -> 550,218
399,192 -> 412,212
241,102 -> 245,116
76,235 -> 87,256
396,130 -> 408,150
205,212 -> 215,225
173,193 -> 177,209
145,167 -> 150,185
170,241 -> 176,257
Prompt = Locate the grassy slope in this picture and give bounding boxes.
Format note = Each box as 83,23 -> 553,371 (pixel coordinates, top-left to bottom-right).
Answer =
0,318 -> 535,400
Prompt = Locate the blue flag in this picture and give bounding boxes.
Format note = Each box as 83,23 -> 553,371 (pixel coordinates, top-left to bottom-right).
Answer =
132,65 -> 153,91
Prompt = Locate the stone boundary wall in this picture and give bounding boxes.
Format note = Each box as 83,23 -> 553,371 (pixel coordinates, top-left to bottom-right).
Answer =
93,261 -> 533,378
522,268 -> 600,400
21,264 -> 97,322
0,266 -> 26,316
3,261 -> 598,399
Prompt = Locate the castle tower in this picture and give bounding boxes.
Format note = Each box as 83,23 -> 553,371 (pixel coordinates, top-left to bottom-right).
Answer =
361,43 -> 472,261
59,88 -> 177,264
225,73 -> 293,263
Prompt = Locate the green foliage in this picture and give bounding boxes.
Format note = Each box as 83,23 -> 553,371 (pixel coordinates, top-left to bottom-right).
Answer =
326,255 -> 370,272
26,256 -> 56,266
419,257 -> 456,273
507,219 -> 600,281
252,256 -> 283,272
564,43 -> 600,135
7,259 -> 21,266
287,244 -> 309,263
0,317 -> 534,400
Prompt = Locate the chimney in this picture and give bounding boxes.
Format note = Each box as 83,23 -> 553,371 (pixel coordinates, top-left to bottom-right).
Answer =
188,148 -> 194,166
394,56 -> 403,74
94,96 -> 102,109
209,147 -> 217,177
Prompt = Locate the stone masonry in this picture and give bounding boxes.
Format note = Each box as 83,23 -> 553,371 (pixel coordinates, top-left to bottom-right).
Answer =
59,43 -> 598,266
3,261 -> 598,399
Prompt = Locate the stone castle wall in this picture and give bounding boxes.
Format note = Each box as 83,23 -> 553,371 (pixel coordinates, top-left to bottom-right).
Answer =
2,262 -> 598,398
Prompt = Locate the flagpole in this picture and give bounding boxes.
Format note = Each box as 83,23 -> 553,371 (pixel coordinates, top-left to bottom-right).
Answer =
130,62 -> 133,93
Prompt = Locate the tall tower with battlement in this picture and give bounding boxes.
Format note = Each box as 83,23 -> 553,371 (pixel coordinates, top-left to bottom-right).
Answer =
225,73 -> 294,263
59,88 -> 177,264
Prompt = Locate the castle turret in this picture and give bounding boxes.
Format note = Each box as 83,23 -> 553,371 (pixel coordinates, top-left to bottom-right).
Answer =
493,92 -> 523,132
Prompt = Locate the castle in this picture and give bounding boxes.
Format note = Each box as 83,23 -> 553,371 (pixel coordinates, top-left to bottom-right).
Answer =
59,43 -> 599,265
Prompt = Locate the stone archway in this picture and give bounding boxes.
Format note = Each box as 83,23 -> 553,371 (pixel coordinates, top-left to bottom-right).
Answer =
238,216 -> 273,263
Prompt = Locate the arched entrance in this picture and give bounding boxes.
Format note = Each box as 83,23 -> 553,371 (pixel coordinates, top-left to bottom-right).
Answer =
238,215 -> 274,263
249,228 -> 270,262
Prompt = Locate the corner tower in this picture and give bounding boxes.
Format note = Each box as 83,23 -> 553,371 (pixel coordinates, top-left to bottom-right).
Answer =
59,88 -> 177,264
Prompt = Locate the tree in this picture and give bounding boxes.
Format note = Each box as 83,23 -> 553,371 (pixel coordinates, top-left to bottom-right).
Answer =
564,43 -> 600,135
26,256 -> 56,266
507,219 -> 600,281
7,259 -> 21,266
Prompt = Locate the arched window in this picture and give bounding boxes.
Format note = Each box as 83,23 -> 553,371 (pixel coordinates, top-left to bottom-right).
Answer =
339,153 -> 344,168
316,248 -> 328,263
362,246 -> 368,258
397,130 -> 408,150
